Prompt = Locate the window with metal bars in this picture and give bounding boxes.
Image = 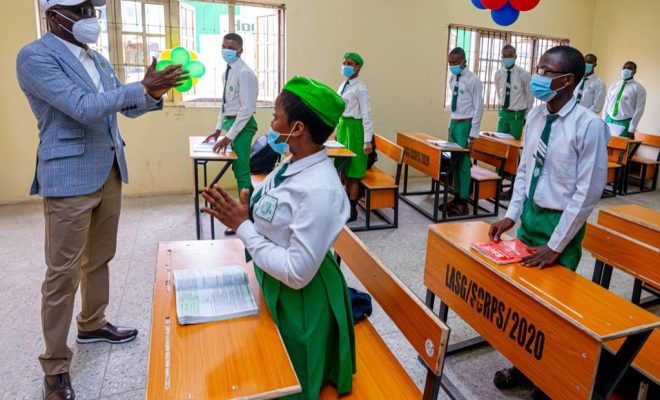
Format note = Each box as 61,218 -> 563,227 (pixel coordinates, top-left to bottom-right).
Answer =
37,0 -> 285,107
445,24 -> 569,110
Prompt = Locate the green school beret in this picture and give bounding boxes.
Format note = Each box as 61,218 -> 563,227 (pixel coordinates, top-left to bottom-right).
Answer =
344,52 -> 364,66
283,76 -> 346,128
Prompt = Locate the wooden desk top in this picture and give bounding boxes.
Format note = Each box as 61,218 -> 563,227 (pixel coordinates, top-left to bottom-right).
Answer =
325,147 -> 356,158
147,240 -> 300,400
189,136 -> 238,161
601,204 -> 660,233
398,131 -> 470,152
479,132 -> 524,148
428,222 -> 660,341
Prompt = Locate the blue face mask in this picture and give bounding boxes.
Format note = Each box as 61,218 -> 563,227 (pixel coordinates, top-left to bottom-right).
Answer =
267,124 -> 298,155
502,58 -> 515,69
621,68 -> 634,80
222,48 -> 238,63
341,65 -> 355,78
585,63 -> 594,74
449,65 -> 463,75
530,74 -> 566,102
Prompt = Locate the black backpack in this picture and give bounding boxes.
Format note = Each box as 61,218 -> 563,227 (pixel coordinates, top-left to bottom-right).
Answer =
250,135 -> 279,174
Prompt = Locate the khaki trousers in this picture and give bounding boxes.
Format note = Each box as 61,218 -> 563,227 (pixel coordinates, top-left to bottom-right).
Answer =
39,165 -> 122,375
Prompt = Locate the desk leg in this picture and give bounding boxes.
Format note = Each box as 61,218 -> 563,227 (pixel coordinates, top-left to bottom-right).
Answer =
631,279 -> 643,305
194,160 -> 201,240
336,158 -> 350,173
592,260 -> 604,284
209,161 -> 234,240
402,164 -> 409,194
593,330 -> 651,400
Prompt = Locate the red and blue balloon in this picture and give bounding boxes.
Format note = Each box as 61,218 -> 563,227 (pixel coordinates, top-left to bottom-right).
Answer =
470,0 -> 541,26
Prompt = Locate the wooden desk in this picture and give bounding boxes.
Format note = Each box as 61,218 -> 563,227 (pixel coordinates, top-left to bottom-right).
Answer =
396,131 -> 470,222
189,136 -> 238,240
147,240 -> 300,400
424,221 -> 660,400
598,205 -> 660,248
590,205 -> 660,306
479,132 -> 523,176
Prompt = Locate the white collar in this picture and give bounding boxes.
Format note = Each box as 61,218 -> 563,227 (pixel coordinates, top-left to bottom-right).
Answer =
54,35 -> 86,59
542,96 -> 577,118
282,149 -> 328,177
345,77 -> 361,85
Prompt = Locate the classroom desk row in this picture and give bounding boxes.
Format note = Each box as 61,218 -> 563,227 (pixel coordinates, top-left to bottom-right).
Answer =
147,204 -> 660,399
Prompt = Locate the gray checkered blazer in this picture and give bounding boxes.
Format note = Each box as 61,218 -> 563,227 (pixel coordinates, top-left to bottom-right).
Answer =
17,32 -> 163,197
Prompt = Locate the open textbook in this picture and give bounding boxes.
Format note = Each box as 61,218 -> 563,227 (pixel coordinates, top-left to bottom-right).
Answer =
173,266 -> 258,325
425,139 -> 464,149
481,131 -> 516,140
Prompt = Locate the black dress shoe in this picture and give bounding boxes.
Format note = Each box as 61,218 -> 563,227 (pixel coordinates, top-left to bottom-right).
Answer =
224,228 -> 236,236
448,203 -> 470,217
500,189 -> 513,201
77,322 -> 138,344
44,373 -> 75,400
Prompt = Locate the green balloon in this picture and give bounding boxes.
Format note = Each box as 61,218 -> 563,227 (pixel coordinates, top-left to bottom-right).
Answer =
156,59 -> 174,72
171,46 -> 190,66
175,77 -> 194,93
186,60 -> 206,78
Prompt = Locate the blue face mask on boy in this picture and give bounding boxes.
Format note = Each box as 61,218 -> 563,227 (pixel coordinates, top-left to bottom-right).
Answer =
585,63 -> 594,74
341,65 -> 355,78
530,74 -> 569,102
222,48 -> 238,63
502,58 -> 515,69
449,65 -> 463,75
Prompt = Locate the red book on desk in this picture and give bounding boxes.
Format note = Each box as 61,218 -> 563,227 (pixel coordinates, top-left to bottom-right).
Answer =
470,239 -> 534,264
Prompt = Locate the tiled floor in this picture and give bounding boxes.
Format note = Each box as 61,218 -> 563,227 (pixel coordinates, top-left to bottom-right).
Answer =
0,179 -> 658,400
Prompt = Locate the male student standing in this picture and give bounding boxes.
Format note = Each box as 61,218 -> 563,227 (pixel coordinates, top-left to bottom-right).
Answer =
495,45 -> 534,140
489,45 -> 609,400
494,45 -> 533,200
602,61 -> 646,138
447,47 -> 483,217
204,32 -> 258,235
574,53 -> 606,114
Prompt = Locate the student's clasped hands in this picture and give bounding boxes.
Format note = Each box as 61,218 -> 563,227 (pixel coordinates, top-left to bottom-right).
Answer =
202,186 -> 250,231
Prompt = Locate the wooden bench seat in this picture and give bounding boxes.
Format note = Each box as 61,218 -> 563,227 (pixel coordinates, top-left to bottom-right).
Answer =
631,156 -> 660,165
319,321 -> 421,399
362,166 -> 398,189
471,165 -> 500,182
356,134 -> 405,231
322,227 -> 450,399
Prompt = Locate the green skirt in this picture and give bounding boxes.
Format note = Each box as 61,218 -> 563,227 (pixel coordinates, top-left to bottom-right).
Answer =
605,115 -> 632,138
254,252 -> 356,399
335,117 -> 368,178
518,201 -> 586,271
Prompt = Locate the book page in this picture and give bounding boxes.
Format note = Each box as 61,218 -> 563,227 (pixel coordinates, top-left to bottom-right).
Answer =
324,140 -> 346,148
173,266 -> 247,291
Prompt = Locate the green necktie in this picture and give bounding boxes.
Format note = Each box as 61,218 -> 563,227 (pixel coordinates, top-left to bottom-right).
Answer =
528,114 -> 559,205
612,80 -> 627,117
576,77 -> 587,104
503,70 -> 511,109
451,73 -> 461,112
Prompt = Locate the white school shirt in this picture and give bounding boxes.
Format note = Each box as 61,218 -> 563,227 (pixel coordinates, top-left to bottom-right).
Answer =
505,98 -> 610,253
55,36 -> 103,93
236,150 -> 349,290
494,64 -> 534,112
338,77 -> 375,143
573,73 -> 606,114
449,69 -> 484,138
602,79 -> 647,132
215,57 -> 258,140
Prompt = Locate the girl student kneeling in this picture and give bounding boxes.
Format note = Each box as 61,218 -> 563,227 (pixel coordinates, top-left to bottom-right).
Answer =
202,76 -> 356,399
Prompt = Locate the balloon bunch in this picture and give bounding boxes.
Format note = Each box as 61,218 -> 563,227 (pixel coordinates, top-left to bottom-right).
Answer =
471,0 -> 541,26
156,46 -> 206,92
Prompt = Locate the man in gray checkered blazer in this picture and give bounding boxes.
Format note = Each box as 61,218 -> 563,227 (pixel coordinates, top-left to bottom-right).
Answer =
16,1 -> 188,398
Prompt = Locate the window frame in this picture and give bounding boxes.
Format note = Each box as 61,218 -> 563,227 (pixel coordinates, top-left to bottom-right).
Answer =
36,0 -> 286,108
445,24 -> 569,111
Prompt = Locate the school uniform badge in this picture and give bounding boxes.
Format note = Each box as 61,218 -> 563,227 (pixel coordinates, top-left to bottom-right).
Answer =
255,194 -> 278,222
